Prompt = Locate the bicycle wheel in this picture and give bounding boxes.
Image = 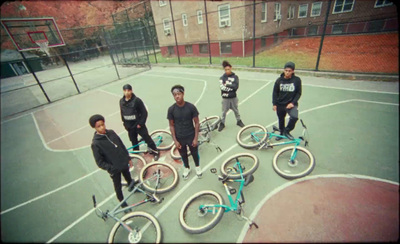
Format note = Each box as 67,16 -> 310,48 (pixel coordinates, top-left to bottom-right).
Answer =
199,116 -> 221,132
170,145 -> 191,160
108,211 -> 162,243
179,190 -> 225,234
149,130 -> 174,150
139,162 -> 178,194
220,153 -> 259,179
236,124 -> 268,149
272,146 -> 315,179
122,154 -> 147,186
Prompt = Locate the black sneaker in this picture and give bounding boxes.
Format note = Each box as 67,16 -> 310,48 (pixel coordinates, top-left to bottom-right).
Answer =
283,130 -> 294,140
236,120 -> 245,127
121,202 -> 131,213
275,131 -> 284,141
218,122 -> 225,132
149,148 -> 160,161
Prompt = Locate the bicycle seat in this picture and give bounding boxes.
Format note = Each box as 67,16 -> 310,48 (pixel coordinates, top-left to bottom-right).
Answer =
244,174 -> 254,186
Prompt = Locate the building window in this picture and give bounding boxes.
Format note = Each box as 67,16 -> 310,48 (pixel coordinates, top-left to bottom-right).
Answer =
167,46 -> 174,55
298,4 -> 308,18
311,2 -> 322,17
218,4 -> 231,27
199,44 -> 208,54
220,42 -> 232,54
185,45 -> 193,54
368,19 -> 385,32
287,5 -> 295,19
163,18 -> 171,35
261,2 -> 267,22
159,0 -> 166,7
332,24 -> 345,34
182,14 -> 188,26
261,37 -> 266,47
197,10 -> 203,24
274,3 -> 281,21
375,0 -> 393,7
308,25 -> 319,35
333,0 -> 354,14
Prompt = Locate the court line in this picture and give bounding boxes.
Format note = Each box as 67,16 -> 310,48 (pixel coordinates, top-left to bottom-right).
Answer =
236,174 -> 399,243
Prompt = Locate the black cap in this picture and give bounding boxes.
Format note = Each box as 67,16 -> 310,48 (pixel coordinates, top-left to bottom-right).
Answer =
122,84 -> 132,90
284,62 -> 295,70
89,114 -> 105,128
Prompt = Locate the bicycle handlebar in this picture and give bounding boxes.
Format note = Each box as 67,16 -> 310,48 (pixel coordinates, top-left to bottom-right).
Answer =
92,195 -> 97,208
300,119 -> 307,129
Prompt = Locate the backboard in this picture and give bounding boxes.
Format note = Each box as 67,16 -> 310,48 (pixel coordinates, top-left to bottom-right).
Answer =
1,17 -> 65,52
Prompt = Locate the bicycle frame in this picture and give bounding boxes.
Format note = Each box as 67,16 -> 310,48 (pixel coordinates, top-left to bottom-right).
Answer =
127,135 -> 163,154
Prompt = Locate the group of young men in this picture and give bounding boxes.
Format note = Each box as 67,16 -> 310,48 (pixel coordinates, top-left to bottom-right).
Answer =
89,61 -> 302,208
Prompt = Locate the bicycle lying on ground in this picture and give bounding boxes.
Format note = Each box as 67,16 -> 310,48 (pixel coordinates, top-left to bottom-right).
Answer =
93,161 -> 178,243
179,153 -> 259,234
170,116 -> 222,160
237,119 -> 315,179
127,129 -> 174,156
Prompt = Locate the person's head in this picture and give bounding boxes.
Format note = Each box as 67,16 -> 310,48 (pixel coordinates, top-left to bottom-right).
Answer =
171,85 -> 185,104
122,84 -> 133,99
283,61 -> 295,79
222,60 -> 232,75
89,114 -> 106,134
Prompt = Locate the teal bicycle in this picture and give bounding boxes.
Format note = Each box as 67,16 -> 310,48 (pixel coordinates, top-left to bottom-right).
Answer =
126,129 -> 174,155
179,153 -> 259,234
236,119 -> 315,179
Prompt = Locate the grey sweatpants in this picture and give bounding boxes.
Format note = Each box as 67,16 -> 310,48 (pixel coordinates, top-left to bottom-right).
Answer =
221,97 -> 241,124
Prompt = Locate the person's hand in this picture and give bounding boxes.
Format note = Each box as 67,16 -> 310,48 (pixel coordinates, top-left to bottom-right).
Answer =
192,139 -> 198,147
175,141 -> 182,150
128,160 -> 133,168
286,103 -> 294,109
273,105 -> 277,111
137,124 -> 141,129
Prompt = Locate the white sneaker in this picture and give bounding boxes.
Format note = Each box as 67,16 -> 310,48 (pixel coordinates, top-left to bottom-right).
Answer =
182,167 -> 191,180
196,166 -> 203,179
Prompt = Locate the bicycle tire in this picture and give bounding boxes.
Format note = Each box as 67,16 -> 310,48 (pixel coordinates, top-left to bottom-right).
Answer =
108,211 -> 162,243
199,116 -> 221,132
179,190 -> 225,234
170,145 -> 191,160
220,153 -> 259,179
272,146 -> 315,179
139,162 -> 178,194
122,154 -> 147,186
149,130 -> 174,150
236,124 -> 268,149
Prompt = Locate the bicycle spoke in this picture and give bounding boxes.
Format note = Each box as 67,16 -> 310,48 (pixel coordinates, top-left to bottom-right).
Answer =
275,149 -> 312,175
183,194 -> 222,229
111,215 -> 159,243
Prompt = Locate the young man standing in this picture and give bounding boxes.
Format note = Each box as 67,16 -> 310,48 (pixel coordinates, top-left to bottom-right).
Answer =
89,114 -> 134,210
167,85 -> 202,180
120,84 -> 159,160
218,60 -> 245,132
272,62 -> 302,140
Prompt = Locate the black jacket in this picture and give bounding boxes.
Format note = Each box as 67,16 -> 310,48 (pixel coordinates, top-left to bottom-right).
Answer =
91,129 -> 130,175
219,72 -> 239,98
272,73 -> 302,106
120,94 -> 148,130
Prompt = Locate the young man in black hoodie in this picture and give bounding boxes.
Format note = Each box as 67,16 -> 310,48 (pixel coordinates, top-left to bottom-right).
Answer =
218,61 -> 245,131
120,84 -> 159,161
272,61 -> 302,140
89,114 -> 134,210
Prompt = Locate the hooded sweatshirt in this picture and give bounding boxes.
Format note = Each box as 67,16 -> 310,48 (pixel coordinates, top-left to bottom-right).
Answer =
91,129 -> 130,175
120,94 -> 148,130
272,73 -> 302,106
219,72 -> 239,98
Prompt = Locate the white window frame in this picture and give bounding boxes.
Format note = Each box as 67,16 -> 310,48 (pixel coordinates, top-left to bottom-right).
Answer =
298,4 -> 308,18
182,14 -> 188,26
274,3 -> 281,21
197,10 -> 203,24
159,0 -> 166,7
261,2 -> 267,22
218,4 -> 231,27
163,18 -> 171,31
287,5 -> 295,19
311,2 -> 322,17
332,0 -> 355,14
374,0 -> 393,8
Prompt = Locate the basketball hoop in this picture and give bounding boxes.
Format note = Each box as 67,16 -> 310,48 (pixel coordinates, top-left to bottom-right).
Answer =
35,39 -> 50,56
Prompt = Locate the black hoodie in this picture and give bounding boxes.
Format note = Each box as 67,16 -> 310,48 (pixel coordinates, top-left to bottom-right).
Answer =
120,94 -> 148,130
272,73 -> 302,106
219,72 -> 239,98
91,129 -> 130,175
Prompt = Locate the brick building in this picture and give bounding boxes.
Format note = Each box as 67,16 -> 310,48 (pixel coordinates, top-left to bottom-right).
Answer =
150,0 -> 397,58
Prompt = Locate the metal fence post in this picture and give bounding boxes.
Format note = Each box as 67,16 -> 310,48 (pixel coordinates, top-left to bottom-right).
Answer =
144,0 -> 158,63
252,0 -> 256,68
204,0 -> 212,65
60,55 -> 81,94
102,26 -> 121,80
169,0 -> 181,64
315,0 -> 332,71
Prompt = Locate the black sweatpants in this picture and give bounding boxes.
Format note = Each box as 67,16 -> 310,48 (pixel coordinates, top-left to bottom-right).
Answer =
128,124 -> 157,151
177,134 -> 199,169
276,104 -> 299,133
110,167 -> 132,202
